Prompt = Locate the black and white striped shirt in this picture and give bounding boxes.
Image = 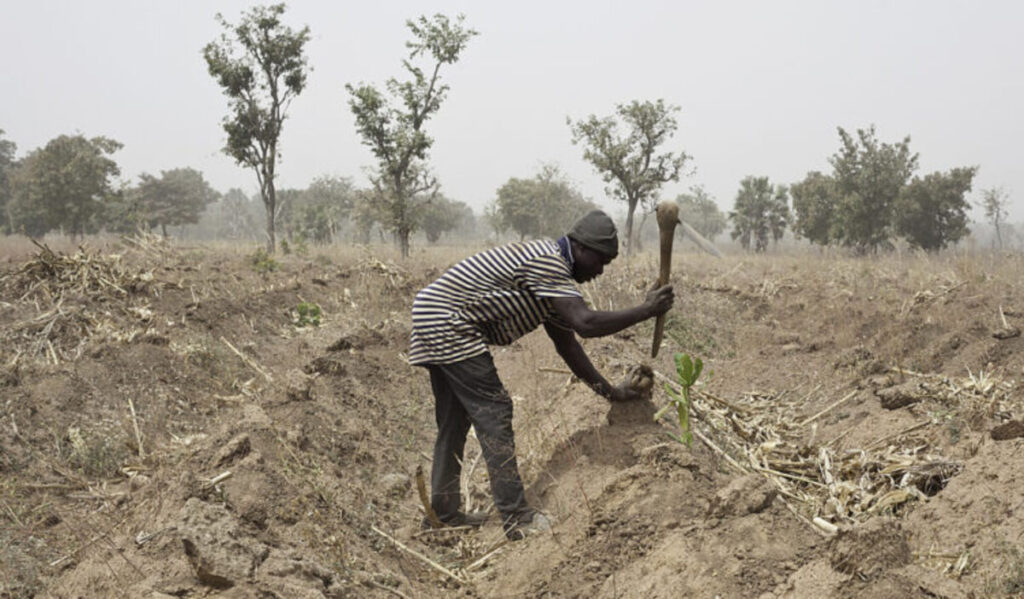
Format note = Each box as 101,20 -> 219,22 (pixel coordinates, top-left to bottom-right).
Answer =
409,239 -> 582,365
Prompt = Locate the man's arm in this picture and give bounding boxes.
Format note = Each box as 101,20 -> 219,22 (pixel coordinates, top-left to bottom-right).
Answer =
544,322 -> 638,401
548,285 -> 673,339
548,319 -> 618,399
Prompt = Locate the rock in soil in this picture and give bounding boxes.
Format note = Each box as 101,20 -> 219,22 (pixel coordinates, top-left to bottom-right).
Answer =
875,382 -> 925,410
709,473 -> 777,518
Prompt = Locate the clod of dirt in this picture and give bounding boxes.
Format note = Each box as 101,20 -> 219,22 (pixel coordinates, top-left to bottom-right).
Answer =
214,434 -> 252,467
380,472 -> 411,498
993,326 -> 1022,340
875,381 -> 926,410
178,498 -> 269,588
991,419 -> 1024,441
305,355 -> 346,376
828,518 -> 911,580
709,473 -> 777,518
285,368 -> 314,401
326,327 -> 384,351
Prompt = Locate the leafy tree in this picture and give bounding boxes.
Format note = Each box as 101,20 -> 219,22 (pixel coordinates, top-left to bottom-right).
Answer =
294,176 -> 357,243
218,188 -> 262,239
494,165 -> 598,240
350,189 -> 383,245
675,185 -> 726,241
8,134 -> 121,238
0,129 -> 16,233
979,187 -> 1011,250
568,99 -> 690,254
421,195 -> 471,243
203,3 -> 311,254
894,167 -> 976,251
789,171 -> 839,245
830,126 -> 918,252
136,168 -> 220,237
729,176 -> 789,252
347,14 -> 477,258
483,200 -> 507,242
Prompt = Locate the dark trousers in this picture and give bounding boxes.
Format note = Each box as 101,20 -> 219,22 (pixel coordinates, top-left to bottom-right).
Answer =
427,353 -> 531,525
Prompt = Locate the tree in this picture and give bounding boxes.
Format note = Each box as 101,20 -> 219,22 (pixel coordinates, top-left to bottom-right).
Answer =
350,189 -> 383,245
729,176 -> 789,252
203,3 -> 311,254
790,171 -> 839,245
136,168 -> 220,237
675,185 -> 726,241
830,126 -> 918,252
8,134 -> 121,238
347,14 -> 476,258
979,187 -> 1011,250
421,195 -> 471,243
568,99 -> 690,254
218,188 -> 262,239
0,129 -> 16,233
483,201 -> 507,242
494,165 -> 598,240
894,167 -> 976,251
284,176 -> 357,244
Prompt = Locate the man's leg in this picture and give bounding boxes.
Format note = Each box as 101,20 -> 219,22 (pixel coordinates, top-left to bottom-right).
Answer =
434,354 -> 531,526
428,365 -> 472,521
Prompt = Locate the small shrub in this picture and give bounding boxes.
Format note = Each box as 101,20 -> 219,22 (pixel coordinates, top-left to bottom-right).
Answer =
294,302 -> 322,327
249,247 -> 279,273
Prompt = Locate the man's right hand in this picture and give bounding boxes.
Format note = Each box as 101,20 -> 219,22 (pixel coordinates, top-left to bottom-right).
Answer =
644,285 -> 674,318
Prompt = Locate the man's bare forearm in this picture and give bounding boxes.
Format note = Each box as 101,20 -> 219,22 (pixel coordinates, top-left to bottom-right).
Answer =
570,304 -> 654,338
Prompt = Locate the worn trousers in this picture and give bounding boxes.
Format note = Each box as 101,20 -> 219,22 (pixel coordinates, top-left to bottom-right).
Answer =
427,353 -> 530,525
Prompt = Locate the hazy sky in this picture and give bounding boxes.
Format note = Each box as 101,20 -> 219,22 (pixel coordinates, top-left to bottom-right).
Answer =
3,1 -> 1022,221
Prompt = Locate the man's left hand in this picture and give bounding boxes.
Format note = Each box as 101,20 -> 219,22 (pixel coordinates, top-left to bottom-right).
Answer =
608,364 -> 655,402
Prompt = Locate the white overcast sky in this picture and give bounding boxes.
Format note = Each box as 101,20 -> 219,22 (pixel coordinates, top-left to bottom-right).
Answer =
2,0 -> 1022,220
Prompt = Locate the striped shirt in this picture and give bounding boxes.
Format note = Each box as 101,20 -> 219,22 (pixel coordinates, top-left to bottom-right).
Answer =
409,239 -> 582,365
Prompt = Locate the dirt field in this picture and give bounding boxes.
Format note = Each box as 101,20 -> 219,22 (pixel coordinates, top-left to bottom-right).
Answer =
2,235 -> 1024,598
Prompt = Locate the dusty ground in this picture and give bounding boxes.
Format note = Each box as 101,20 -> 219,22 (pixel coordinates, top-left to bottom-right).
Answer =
2,235 -> 1024,598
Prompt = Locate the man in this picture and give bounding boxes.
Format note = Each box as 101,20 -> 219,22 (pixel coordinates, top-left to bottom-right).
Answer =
409,210 -> 673,540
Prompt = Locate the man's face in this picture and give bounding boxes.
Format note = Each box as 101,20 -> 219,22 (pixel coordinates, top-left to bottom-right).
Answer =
572,243 -> 613,283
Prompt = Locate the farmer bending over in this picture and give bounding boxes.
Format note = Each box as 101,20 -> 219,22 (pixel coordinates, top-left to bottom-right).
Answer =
409,210 -> 674,540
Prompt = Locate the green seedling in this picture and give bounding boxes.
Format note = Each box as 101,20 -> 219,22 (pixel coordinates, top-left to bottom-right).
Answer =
294,302 -> 322,327
250,247 -> 280,273
654,353 -> 703,447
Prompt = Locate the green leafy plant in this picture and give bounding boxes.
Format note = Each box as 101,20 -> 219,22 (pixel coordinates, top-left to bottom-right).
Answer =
654,353 -> 703,447
249,247 -> 279,273
294,302 -> 322,327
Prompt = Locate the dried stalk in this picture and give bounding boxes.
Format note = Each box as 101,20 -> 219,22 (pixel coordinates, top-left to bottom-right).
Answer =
799,390 -> 857,427
370,524 -> 468,586
127,397 -> 145,460
220,336 -> 273,382
416,465 -> 443,529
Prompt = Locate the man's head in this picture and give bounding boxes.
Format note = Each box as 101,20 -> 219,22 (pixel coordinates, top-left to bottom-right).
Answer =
567,210 -> 618,283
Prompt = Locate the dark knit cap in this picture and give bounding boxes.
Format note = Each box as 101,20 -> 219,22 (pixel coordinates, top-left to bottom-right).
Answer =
567,210 -> 619,258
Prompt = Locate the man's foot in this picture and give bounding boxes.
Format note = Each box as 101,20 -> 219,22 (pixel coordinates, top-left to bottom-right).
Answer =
421,510 -> 490,530
504,512 -> 553,541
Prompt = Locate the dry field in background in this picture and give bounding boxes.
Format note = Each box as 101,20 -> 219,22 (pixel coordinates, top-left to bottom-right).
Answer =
2,234 -> 1023,598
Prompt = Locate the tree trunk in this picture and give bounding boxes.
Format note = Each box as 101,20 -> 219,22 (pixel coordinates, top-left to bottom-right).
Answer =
625,197 -> 639,256
264,180 -> 276,254
399,226 -> 410,258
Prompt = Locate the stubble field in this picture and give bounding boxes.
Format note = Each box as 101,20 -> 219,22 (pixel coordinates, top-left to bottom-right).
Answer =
2,235 -> 1023,598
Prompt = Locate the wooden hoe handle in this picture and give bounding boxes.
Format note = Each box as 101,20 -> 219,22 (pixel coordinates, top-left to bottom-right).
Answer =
651,202 -> 679,358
